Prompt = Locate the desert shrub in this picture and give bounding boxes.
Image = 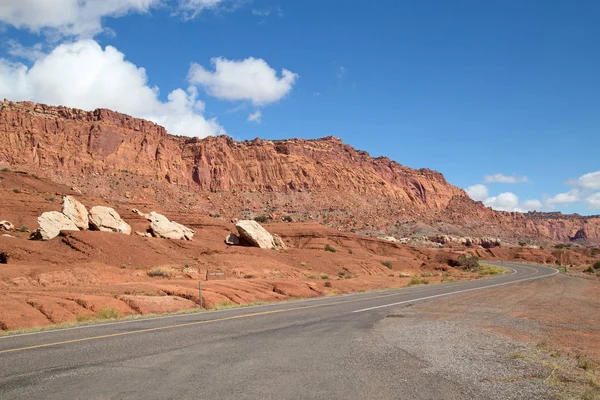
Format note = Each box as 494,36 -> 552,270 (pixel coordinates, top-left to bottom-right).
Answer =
19,225 -> 28,232
254,215 -> 269,223
31,174 -> 40,180
478,264 -> 506,276
319,273 -> 329,279
577,356 -> 594,371
0,168 -> 9,172
75,314 -> 95,322
324,281 -> 332,288
213,301 -> 234,310
147,268 -> 169,278
584,266 -> 595,274
120,264 -> 127,269
408,276 -> 429,286
554,243 -> 572,249
338,270 -> 355,279
381,261 -> 393,269
325,244 -> 337,253
95,307 -> 121,320
518,241 -> 527,247
455,254 -> 480,272
593,261 -> 600,270
76,307 -> 121,322
45,196 -> 56,202
12,188 -> 21,193
283,215 -> 293,223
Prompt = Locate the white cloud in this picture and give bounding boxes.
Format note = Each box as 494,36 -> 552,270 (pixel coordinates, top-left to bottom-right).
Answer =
248,110 -> 262,123
546,189 -> 581,205
0,0 -> 159,38
177,0 -> 230,19
0,40 -> 225,138
189,57 -> 298,106
466,184 -> 489,201
483,193 -> 541,212
252,9 -> 271,16
251,6 -> 283,18
337,65 -> 346,79
466,185 -> 542,212
484,192 -> 521,212
523,199 -> 543,210
569,171 -> 600,190
483,173 -> 529,183
585,193 -> 600,210
313,92 -> 321,97
7,40 -> 45,61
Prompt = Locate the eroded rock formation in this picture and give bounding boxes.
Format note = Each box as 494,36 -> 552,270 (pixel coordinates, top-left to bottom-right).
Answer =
1,100 -> 599,245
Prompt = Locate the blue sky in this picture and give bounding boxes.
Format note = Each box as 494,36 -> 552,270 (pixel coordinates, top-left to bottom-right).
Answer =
1,0 -> 599,214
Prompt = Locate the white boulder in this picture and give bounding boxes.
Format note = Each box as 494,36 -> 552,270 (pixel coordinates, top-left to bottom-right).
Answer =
235,220 -> 285,250
147,212 -> 194,240
31,211 -> 79,240
61,196 -> 89,230
0,221 -> 15,231
89,206 -> 131,234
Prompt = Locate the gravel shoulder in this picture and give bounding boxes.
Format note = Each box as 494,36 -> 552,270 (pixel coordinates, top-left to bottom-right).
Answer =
369,273 -> 600,399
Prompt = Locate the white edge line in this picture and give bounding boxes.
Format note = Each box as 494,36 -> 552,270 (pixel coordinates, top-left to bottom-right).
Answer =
352,266 -> 557,313
0,278 -> 475,339
0,264 -> 543,339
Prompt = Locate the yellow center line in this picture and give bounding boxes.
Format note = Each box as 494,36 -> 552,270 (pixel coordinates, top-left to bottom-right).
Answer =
0,268 -> 540,355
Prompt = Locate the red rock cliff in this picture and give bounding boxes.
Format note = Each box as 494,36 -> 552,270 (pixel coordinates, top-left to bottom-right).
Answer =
1,100 -> 598,244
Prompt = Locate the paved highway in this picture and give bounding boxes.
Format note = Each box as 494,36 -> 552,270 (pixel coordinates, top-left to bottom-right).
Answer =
0,262 -> 557,399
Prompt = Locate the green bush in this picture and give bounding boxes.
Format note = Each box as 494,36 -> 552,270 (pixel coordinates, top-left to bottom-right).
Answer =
325,244 -> 337,253
283,215 -> 293,223
319,273 -> 329,279
593,261 -> 600,270
381,261 -> 392,269
12,188 -> 21,193
19,225 -> 28,232
478,264 -> 506,276
455,254 -> 480,271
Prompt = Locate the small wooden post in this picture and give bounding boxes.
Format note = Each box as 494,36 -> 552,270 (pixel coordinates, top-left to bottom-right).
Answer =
198,280 -> 203,309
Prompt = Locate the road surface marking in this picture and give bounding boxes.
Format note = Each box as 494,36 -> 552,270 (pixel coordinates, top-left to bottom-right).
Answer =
0,266 -> 554,354
0,277 -> 490,339
352,267 -> 557,313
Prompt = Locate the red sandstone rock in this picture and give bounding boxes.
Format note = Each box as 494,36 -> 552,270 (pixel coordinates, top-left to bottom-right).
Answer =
1,100 -> 599,245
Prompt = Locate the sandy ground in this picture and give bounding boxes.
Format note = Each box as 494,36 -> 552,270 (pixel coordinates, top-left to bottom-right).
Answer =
377,274 -> 600,399
1,169 -> 599,335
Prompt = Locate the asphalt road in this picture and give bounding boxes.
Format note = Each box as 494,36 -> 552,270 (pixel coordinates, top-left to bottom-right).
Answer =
0,262 -> 557,399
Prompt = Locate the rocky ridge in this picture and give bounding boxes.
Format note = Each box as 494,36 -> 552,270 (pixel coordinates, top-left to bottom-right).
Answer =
1,100 -> 599,245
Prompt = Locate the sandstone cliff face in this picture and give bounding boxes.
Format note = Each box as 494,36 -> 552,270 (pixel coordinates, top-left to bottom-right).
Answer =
1,100 -> 599,245
0,100 -> 463,211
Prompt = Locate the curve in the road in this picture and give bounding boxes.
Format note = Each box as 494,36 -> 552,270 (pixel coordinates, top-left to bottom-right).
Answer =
0,261 -> 557,355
